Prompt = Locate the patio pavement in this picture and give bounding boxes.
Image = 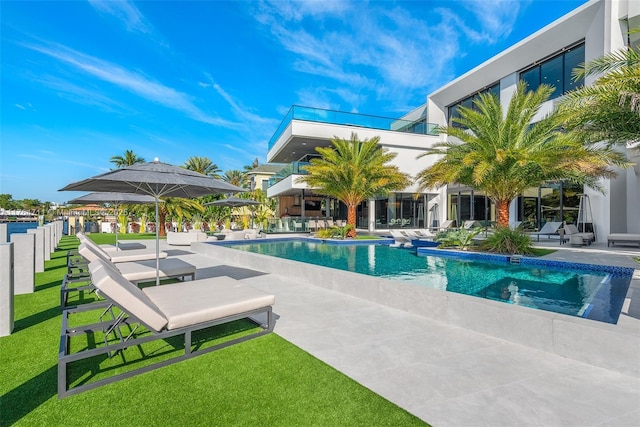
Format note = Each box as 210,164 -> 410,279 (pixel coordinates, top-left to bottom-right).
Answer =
157,238 -> 640,427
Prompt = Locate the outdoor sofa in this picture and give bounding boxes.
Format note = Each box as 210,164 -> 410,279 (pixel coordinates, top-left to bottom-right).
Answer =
58,258 -> 275,398
607,233 -> 640,248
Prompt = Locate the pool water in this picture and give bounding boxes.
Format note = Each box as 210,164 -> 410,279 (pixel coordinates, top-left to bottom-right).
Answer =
224,239 -> 632,324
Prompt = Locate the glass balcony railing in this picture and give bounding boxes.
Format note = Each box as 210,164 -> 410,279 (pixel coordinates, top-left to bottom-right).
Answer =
268,105 -> 439,151
268,161 -> 310,187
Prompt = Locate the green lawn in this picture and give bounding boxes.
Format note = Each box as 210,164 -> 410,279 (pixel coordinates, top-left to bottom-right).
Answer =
0,236 -> 427,427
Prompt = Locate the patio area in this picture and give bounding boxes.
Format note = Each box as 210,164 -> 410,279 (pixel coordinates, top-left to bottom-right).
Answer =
174,238 -> 639,426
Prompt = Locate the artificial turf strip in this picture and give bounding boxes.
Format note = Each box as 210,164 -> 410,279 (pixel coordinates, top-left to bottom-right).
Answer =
0,235 -> 427,426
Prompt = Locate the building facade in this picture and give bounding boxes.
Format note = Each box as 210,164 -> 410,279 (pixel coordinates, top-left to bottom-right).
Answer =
265,0 -> 640,239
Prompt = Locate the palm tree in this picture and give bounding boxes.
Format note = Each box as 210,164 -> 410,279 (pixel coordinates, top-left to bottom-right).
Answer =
110,150 -> 145,169
222,170 -> 248,188
244,158 -> 259,171
558,38 -> 640,149
156,198 -> 204,237
183,156 -> 222,178
298,133 -> 410,238
416,81 -> 628,227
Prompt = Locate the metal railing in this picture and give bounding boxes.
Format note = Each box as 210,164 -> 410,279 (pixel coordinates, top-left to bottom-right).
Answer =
268,105 -> 439,151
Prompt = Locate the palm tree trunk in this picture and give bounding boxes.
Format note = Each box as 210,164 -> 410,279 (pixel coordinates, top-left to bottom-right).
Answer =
496,199 -> 511,227
347,205 -> 357,238
158,211 -> 167,237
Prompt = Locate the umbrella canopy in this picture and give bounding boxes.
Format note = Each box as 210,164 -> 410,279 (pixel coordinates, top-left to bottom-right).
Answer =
67,192 -> 160,249
204,197 -> 261,207
60,159 -> 245,285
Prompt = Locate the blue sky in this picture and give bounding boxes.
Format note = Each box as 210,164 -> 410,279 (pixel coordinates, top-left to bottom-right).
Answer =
1,0 -> 587,203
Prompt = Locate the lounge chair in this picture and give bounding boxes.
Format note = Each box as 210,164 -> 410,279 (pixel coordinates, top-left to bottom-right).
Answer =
58,258 -> 275,398
528,221 -> 563,242
389,229 -> 411,247
61,243 -> 197,308
607,233 -> 640,248
77,234 -> 167,263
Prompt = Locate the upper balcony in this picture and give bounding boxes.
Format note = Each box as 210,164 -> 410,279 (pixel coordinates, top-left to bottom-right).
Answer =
267,105 -> 439,163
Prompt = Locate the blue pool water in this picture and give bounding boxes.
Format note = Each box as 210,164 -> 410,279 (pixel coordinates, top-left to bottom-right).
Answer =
222,239 -> 633,324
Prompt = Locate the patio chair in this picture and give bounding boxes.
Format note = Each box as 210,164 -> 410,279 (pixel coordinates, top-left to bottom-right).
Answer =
528,221 -> 563,242
561,223 -> 595,246
58,258 -> 275,398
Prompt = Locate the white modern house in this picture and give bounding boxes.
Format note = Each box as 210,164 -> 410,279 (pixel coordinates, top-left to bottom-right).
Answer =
265,0 -> 639,240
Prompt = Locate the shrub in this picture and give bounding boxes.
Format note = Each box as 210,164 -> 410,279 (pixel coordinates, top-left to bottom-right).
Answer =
315,224 -> 354,239
479,226 -> 534,255
435,228 -> 482,250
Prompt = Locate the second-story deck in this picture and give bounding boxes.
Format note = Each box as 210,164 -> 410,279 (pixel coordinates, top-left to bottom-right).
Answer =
267,105 -> 439,163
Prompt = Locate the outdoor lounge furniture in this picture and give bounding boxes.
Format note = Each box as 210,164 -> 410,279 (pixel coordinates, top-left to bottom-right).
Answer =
78,234 -> 167,262
561,224 -> 595,246
607,233 -> 640,248
58,258 -> 275,398
166,230 -> 208,245
61,243 -> 197,308
528,221 -> 563,242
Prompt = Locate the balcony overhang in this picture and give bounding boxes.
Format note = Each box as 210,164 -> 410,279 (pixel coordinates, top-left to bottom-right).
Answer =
267,174 -> 315,198
267,120 -> 437,163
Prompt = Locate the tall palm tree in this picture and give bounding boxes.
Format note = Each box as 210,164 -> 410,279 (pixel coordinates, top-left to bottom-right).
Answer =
416,81 -> 628,227
156,197 -> 204,237
558,38 -> 640,148
183,156 -> 222,178
222,170 -> 248,188
298,133 -> 410,238
110,150 -> 145,169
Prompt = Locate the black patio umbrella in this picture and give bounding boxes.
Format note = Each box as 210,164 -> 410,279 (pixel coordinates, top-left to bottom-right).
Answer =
67,192 -> 160,249
60,159 -> 245,285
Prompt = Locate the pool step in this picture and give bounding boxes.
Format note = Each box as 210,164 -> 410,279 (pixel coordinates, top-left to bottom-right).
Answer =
509,255 -> 522,264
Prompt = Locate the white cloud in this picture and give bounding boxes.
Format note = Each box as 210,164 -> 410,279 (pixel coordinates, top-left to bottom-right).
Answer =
88,0 -> 152,34
15,104 -> 26,110
22,41 -> 240,129
251,0 -> 525,112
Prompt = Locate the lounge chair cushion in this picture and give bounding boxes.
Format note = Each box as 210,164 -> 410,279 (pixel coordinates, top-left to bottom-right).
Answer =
89,261 -> 168,332
143,277 -> 276,330
79,235 -> 167,262
79,244 -> 196,283
116,258 -> 196,283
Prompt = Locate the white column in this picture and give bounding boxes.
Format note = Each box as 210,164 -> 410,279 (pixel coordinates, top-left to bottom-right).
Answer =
27,228 -> 45,273
368,198 -> 376,232
40,226 -> 51,261
0,223 -> 6,243
11,233 -> 35,294
0,243 -> 14,336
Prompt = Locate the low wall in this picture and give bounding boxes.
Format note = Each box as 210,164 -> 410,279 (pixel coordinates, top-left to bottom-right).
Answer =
192,242 -> 640,378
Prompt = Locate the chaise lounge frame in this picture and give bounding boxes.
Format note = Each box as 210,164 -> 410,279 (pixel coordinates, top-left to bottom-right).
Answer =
58,301 -> 273,398
58,259 -> 274,398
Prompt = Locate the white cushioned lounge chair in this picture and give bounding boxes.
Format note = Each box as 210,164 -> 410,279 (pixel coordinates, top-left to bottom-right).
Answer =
77,233 -> 167,263
58,258 -> 275,398
61,243 -> 197,308
607,233 -> 640,248
528,221 -> 563,242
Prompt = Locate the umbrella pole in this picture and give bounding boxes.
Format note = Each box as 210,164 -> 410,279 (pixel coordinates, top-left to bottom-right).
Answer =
155,197 -> 160,286
114,203 -> 119,249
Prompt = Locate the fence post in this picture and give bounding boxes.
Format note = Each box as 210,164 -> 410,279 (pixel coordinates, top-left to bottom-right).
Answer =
27,228 -> 45,273
11,233 -> 35,294
0,243 -> 14,336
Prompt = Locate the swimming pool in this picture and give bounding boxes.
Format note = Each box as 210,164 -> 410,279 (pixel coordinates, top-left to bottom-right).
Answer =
222,239 -> 633,324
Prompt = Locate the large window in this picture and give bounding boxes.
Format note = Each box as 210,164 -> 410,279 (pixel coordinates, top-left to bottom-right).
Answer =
519,42 -> 584,98
447,83 -> 500,128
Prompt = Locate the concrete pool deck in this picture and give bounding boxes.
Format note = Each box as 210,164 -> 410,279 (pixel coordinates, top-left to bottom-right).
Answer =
163,238 -> 639,426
